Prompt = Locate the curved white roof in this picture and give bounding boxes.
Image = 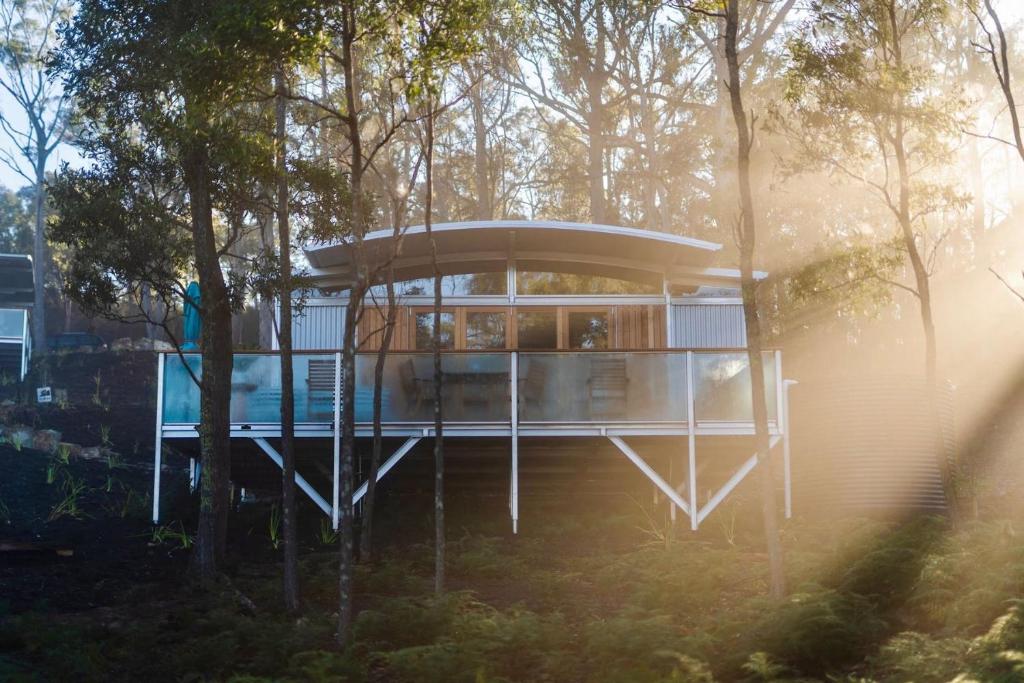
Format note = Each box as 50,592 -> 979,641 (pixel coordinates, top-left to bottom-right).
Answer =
304,220 -> 726,287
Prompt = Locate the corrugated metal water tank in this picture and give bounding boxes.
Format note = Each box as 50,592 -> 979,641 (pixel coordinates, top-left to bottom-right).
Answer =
791,376 -> 955,514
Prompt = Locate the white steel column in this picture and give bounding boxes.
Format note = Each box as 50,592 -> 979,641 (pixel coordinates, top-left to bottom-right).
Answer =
783,379 -> 798,519
353,437 -> 422,505
663,279 -> 673,347
686,351 -> 698,530
332,351 -> 342,529
253,437 -> 332,517
608,435 -> 691,516
151,353 -> 165,524
19,309 -> 27,380
510,351 -> 519,534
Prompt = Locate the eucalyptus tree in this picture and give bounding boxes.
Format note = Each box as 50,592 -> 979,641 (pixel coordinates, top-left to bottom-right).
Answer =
407,0 -> 492,596
968,0 -> 1024,163
0,0 -> 74,348
686,0 -> 795,238
508,0 -> 629,224
680,0 -> 794,599
52,0 -> 321,581
781,0 -> 966,390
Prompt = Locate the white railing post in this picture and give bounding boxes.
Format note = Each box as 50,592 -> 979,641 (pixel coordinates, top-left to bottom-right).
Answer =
152,353 -> 165,524
686,351 -> 697,530
20,308 -> 27,380
510,351 -> 519,534
663,280 -> 673,348
332,351 -> 342,530
783,378 -> 798,519
774,350 -> 784,434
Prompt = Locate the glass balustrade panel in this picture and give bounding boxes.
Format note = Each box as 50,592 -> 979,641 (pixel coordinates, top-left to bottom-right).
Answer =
692,352 -> 778,422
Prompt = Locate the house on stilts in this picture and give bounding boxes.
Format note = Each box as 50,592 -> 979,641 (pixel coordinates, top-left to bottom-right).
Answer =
152,221 -> 796,531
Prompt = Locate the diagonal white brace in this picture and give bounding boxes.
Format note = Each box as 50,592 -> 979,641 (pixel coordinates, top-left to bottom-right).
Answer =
252,437 -> 332,518
696,435 -> 780,525
353,437 -> 422,507
608,436 -> 691,517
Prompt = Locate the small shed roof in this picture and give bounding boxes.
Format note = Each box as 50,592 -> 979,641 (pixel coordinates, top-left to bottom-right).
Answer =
0,254 -> 34,307
303,220 -> 740,288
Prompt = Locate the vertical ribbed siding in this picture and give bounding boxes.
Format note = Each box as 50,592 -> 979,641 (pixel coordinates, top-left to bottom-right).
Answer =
671,303 -> 746,348
292,304 -> 346,350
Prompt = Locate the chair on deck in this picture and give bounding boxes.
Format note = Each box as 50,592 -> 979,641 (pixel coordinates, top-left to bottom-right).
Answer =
398,357 -> 430,419
588,356 -> 628,420
306,359 -> 336,421
519,358 -> 548,417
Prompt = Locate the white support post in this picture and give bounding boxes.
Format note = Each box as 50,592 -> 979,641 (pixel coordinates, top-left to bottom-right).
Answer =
152,353 -> 165,524
189,458 -> 198,492
663,279 -> 673,348
332,351 -> 342,530
253,437 -> 333,517
686,351 -> 698,530
608,435 -> 691,516
510,351 -> 519,534
19,308 -> 27,380
697,435 -> 781,525
774,350 -> 784,433
353,436 -> 422,505
783,379 -> 798,519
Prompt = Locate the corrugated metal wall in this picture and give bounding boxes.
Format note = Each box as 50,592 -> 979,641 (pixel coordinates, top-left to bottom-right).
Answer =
791,376 -> 954,514
292,304 -> 346,350
671,303 -> 746,348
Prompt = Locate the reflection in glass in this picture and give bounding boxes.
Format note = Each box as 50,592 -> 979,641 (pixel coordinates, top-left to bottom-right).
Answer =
516,271 -> 659,295
516,311 -> 557,349
368,271 -> 506,297
692,352 -> 777,421
466,311 -> 506,349
0,309 -> 24,338
415,312 -> 455,350
568,312 -> 608,349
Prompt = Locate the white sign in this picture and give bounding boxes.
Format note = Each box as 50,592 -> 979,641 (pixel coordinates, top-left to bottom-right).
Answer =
36,387 -> 52,404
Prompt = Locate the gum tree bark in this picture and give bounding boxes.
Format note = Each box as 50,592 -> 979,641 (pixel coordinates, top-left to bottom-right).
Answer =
275,64 -> 300,614
183,138 -> 234,581
425,100 -> 446,595
723,0 -> 785,599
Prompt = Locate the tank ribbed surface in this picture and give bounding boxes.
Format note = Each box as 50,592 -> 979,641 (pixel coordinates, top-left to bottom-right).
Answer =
792,376 -> 955,514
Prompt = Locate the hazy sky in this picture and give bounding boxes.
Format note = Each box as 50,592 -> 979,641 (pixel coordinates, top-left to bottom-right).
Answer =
2,3 -> 1024,193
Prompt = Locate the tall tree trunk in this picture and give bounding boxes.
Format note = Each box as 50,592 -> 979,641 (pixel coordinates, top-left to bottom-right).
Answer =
585,80 -> 606,224
141,285 -> 156,340
183,140 -> 234,581
259,202 -> 277,350
275,64 -> 300,614
32,156 -> 46,351
361,268 -> 395,564
724,0 -> 785,599
424,104 -> 446,595
338,288 -> 361,642
338,0 -> 364,644
470,75 -> 493,221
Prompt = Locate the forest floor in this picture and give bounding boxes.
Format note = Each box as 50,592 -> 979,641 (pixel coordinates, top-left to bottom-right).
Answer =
2,438 -> 1024,682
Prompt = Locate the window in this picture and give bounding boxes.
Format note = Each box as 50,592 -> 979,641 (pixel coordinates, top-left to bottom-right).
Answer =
516,311 -> 557,349
568,311 -> 609,349
516,270 -> 660,295
369,271 -> 507,298
415,312 -> 455,349
465,311 -> 506,349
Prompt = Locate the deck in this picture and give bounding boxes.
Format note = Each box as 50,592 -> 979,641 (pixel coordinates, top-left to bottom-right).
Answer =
153,349 -> 794,532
